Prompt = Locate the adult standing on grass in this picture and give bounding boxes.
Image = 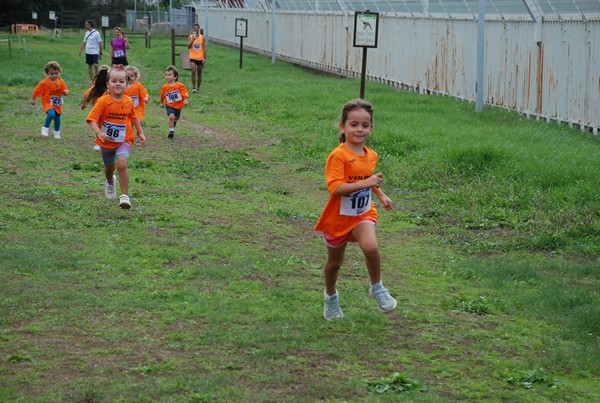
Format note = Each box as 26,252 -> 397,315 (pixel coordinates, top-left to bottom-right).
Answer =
314,99 -> 396,321
78,20 -> 103,84
110,26 -> 130,67
187,23 -> 206,93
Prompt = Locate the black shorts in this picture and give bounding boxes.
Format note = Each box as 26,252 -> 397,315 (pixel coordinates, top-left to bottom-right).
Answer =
112,57 -> 128,66
189,59 -> 205,66
86,54 -> 99,65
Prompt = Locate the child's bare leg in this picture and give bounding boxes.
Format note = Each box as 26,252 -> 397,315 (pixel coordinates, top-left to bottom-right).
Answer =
324,244 -> 346,296
104,163 -> 115,183
115,156 -> 128,194
168,114 -> 176,128
352,222 -> 381,285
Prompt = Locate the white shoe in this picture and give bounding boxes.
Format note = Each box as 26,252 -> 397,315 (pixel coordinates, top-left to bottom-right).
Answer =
41,127 -> 49,137
119,194 -> 131,209
53,130 -> 61,139
105,175 -> 116,199
93,144 -> 101,151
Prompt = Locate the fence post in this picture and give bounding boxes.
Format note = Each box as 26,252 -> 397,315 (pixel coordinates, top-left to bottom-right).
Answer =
171,28 -> 175,65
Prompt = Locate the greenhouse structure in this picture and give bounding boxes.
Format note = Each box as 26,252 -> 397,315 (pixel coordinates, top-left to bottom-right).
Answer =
189,0 -> 599,133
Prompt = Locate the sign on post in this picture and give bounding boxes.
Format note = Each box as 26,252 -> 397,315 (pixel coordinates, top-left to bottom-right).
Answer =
353,11 -> 379,99
235,18 -> 248,69
101,16 -> 109,50
49,11 -> 56,21
32,12 -> 38,20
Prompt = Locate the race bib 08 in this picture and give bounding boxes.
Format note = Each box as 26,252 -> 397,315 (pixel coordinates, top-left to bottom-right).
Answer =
50,96 -> 63,106
340,188 -> 371,216
101,121 -> 127,143
165,90 -> 182,104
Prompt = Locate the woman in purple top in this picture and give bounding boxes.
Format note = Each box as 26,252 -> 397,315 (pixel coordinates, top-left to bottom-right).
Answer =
110,26 -> 130,67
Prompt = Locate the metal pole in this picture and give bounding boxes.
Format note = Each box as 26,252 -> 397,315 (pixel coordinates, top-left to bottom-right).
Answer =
271,0 -> 276,64
360,47 -> 367,99
475,0 -> 486,112
240,36 -> 244,69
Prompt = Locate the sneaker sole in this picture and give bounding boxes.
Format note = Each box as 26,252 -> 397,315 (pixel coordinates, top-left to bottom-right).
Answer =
376,299 -> 397,313
120,202 -> 131,209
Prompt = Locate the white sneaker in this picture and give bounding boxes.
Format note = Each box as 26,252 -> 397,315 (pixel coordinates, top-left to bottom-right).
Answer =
369,283 -> 397,313
323,290 -> 344,320
93,144 -> 101,151
105,175 -> 116,199
119,194 -> 131,209
53,130 -> 61,139
41,127 -> 49,137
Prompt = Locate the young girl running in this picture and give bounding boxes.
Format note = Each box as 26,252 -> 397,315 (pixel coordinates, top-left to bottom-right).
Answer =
86,66 -> 146,209
31,61 -> 69,139
159,65 -> 188,138
124,65 -> 149,124
81,65 -> 110,151
314,99 -> 396,320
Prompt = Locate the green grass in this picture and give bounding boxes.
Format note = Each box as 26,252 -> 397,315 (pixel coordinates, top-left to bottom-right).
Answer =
0,29 -> 599,401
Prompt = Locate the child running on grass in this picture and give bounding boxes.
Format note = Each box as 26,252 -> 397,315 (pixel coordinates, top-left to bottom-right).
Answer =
124,65 -> 149,124
159,65 -> 188,139
81,65 -> 110,151
31,61 -> 69,139
314,99 -> 396,320
86,65 -> 146,209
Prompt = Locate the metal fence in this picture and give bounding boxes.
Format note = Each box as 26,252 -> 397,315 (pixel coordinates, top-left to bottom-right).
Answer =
192,1 -> 600,133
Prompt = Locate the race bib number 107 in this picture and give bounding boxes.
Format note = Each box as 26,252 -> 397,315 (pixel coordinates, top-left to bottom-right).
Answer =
340,188 -> 371,216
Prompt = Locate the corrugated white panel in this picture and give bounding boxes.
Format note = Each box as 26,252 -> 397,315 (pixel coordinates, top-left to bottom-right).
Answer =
199,9 -> 599,131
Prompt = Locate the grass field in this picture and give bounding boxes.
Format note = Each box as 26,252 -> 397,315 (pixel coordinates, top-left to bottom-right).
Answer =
0,30 -> 599,401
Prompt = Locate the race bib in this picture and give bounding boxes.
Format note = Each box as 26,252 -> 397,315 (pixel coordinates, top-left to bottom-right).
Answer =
130,95 -> 139,107
193,43 -> 202,51
114,49 -> 125,58
340,188 -> 371,216
101,121 -> 126,143
165,90 -> 182,104
50,96 -> 63,106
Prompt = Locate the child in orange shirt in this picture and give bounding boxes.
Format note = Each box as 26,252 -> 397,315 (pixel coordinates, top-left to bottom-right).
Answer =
86,66 -> 146,209
314,99 -> 396,320
31,61 -> 69,139
124,65 -> 149,123
159,65 -> 188,138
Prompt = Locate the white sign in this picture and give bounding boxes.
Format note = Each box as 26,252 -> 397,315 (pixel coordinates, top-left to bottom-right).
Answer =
49,11 -> 56,20
235,18 -> 247,38
353,12 -> 379,48
102,16 -> 110,28
32,12 -> 38,20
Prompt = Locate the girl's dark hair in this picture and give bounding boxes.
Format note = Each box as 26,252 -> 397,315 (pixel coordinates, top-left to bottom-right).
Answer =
338,99 -> 374,143
83,68 -> 109,106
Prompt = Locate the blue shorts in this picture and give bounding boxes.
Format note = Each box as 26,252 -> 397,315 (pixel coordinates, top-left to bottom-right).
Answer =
165,106 -> 181,117
100,143 -> 131,165
86,54 -> 100,65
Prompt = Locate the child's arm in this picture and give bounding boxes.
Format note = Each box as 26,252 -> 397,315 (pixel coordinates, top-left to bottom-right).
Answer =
332,173 -> 383,197
30,96 -> 36,105
132,118 -> 146,145
88,121 -> 110,143
373,187 -> 393,211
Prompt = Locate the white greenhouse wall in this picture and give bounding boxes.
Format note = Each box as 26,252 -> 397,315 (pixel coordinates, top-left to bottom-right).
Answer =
199,10 -> 599,132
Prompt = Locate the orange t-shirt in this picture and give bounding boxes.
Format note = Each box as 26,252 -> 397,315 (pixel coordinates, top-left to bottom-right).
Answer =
160,82 -> 188,110
188,34 -> 206,61
124,81 -> 149,121
86,94 -> 138,150
314,143 -> 379,237
32,77 -> 68,114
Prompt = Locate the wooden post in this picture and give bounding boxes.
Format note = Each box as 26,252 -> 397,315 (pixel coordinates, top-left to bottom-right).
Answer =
171,28 -> 175,65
